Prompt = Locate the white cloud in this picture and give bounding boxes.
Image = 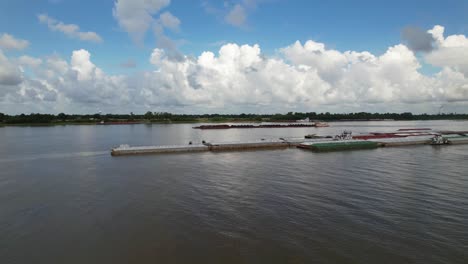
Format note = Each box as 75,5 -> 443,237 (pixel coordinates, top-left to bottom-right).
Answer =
0,50 -> 23,87
0,33 -> 29,51
52,49 -> 131,105
1,25 -> 468,114
113,0 -> 171,44
426,25 -> 468,75
434,68 -> 468,102
0,49 -> 129,112
38,14 -> 103,43
158,12 -> 180,32
139,43 -> 429,109
225,4 -> 247,27
150,48 -> 165,66
70,49 -> 100,81
45,56 -> 68,76
137,28 -> 467,111
17,55 -> 43,68
204,0 -> 260,28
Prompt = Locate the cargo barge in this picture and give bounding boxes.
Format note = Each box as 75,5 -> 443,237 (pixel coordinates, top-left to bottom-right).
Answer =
110,129 -> 468,156
205,139 -> 290,151
368,135 -> 434,146
397,128 -> 432,131
98,121 -> 144,125
444,135 -> 468,144
193,123 -> 320,129
111,138 -> 329,156
298,140 -> 380,151
111,144 -> 209,156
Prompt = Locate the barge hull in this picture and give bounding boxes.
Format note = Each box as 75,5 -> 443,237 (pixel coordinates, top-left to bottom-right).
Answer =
207,142 -> 289,151
111,145 -> 209,156
298,141 -> 380,152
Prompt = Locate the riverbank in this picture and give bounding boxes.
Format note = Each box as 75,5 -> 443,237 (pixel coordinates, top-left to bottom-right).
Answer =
2,112 -> 468,127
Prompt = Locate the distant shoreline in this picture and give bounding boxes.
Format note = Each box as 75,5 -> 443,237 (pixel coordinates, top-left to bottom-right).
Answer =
2,112 -> 468,126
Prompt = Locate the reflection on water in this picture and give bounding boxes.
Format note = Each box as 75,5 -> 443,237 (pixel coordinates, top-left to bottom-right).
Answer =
0,121 -> 468,263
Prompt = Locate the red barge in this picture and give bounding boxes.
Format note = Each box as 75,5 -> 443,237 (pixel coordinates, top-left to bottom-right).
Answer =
193,123 -> 319,129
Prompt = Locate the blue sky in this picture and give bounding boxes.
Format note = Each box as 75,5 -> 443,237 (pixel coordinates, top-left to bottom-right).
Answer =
0,0 -> 468,114
2,0 -> 466,73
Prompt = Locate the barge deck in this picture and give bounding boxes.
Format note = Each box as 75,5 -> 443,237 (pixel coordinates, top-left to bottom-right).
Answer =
110,130 -> 468,156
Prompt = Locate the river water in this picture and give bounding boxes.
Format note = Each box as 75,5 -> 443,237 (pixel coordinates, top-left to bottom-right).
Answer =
0,120 -> 467,263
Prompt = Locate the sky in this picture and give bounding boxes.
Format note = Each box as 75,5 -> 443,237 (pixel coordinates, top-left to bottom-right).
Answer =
0,0 -> 467,114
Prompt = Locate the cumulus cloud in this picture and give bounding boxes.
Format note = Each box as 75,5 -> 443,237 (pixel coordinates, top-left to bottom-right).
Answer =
113,0 -> 171,44
426,25 -> 468,76
225,4 -> 247,27
60,49 -> 130,104
150,48 -> 165,66
113,0 -> 183,60
0,50 -> 23,86
38,14 -> 103,43
401,26 -> 435,52
13,79 -> 59,103
204,0 -> 260,28
17,55 -> 43,68
1,24 -> 468,114
140,42 -> 430,108
158,11 -> 180,32
138,27 -> 468,110
0,49 -> 129,111
0,33 -> 29,51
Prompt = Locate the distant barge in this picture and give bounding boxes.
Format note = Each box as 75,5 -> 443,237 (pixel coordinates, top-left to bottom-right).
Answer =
193,123 -> 321,129
98,121 -> 144,125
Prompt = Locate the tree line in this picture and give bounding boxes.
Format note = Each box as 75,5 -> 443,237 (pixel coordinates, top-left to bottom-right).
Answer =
1,111 -> 467,124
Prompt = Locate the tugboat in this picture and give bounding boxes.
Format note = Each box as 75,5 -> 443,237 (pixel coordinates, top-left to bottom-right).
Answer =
430,135 -> 449,145
315,122 -> 330,127
335,130 -> 353,140
430,134 -> 468,145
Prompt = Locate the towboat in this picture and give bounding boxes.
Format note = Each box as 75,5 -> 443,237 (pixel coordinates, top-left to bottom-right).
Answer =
431,134 -> 468,145
315,122 -> 330,127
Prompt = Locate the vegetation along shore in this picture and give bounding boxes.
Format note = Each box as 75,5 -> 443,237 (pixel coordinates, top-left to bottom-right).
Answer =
1,112 -> 467,126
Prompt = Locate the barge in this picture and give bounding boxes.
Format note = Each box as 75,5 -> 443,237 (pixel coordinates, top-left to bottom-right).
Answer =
110,129 -> 468,156
193,123 -> 319,129
298,140 -> 380,151
444,134 -> 468,144
205,139 -> 290,151
111,144 -> 209,156
110,138 -> 329,156
368,135 -> 434,146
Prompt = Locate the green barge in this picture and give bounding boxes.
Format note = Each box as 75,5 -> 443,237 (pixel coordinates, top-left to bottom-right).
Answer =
298,140 -> 380,151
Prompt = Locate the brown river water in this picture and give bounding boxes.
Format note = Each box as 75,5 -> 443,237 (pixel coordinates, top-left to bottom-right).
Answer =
0,120 -> 467,263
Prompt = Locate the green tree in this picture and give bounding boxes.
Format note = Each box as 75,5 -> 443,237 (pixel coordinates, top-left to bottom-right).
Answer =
144,111 -> 154,120
57,113 -> 67,121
